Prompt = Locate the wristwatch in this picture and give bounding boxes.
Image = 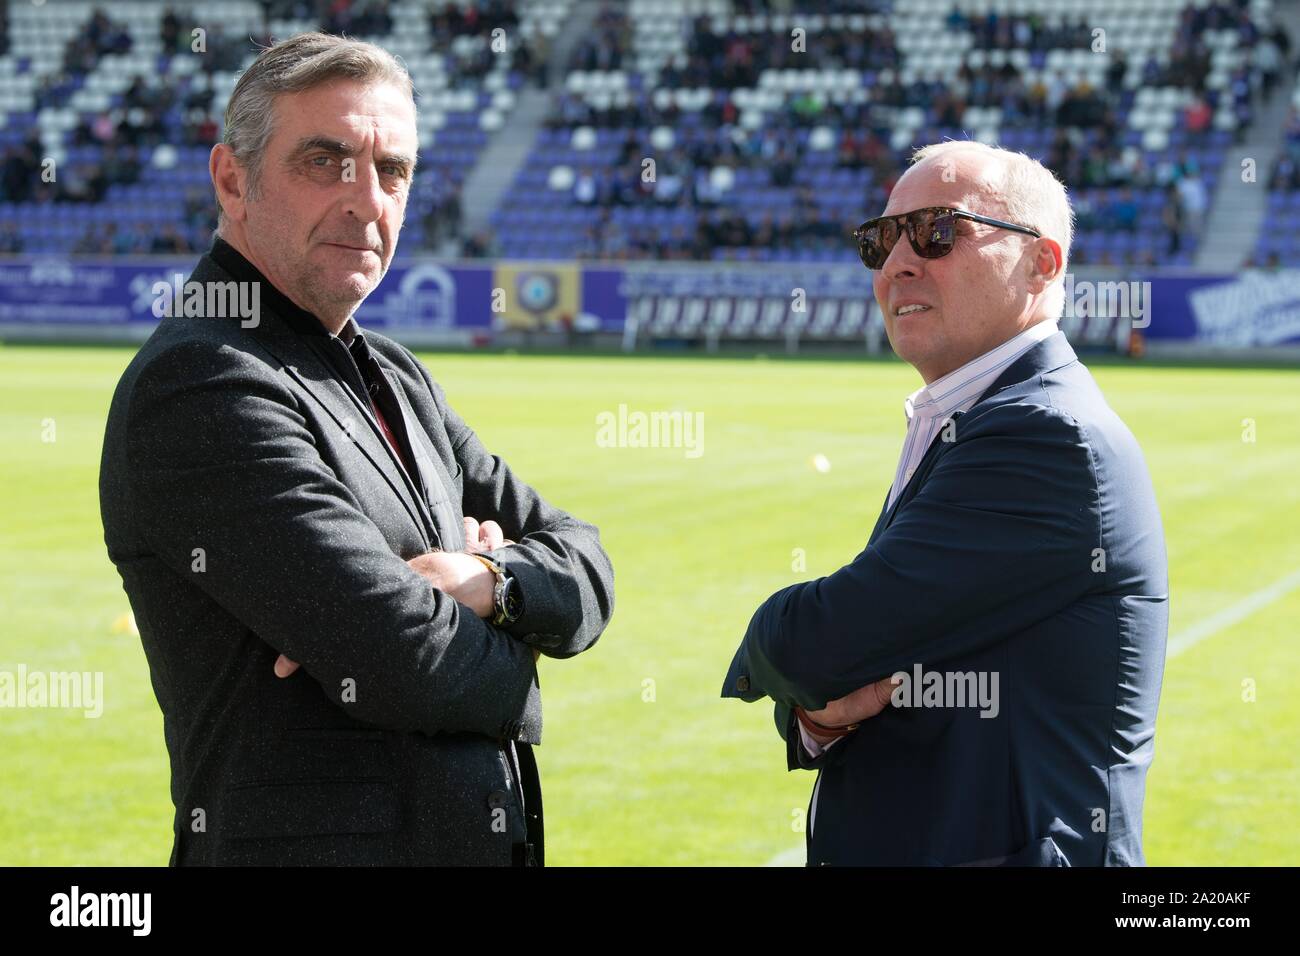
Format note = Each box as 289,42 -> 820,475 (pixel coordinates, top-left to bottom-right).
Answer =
470,553 -> 523,627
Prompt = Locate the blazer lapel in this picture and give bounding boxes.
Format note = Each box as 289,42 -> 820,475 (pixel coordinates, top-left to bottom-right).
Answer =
872,331 -> 1079,537
256,330 -> 440,553
380,368 -> 466,551
866,490 -> 892,544
876,421 -> 955,535
189,248 -> 443,552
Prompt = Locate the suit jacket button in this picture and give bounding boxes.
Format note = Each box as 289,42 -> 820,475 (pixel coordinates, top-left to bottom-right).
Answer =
736,676 -> 750,692
488,790 -> 510,810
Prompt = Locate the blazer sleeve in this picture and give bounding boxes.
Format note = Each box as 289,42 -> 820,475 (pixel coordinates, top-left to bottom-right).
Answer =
419,367 -> 615,659
722,400 -> 1101,712
123,340 -> 539,740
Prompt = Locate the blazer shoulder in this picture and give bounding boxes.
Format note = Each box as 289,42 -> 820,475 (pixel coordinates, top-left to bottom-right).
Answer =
114,323 -> 295,431
959,384 -> 1092,449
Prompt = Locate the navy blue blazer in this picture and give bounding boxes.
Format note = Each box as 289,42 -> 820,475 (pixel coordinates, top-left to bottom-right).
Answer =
722,332 -> 1168,866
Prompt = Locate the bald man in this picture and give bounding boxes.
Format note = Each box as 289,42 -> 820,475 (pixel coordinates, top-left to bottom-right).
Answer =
723,141 -> 1167,867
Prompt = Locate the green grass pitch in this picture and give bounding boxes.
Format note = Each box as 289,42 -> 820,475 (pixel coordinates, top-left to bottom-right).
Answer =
1,343 -> 1296,865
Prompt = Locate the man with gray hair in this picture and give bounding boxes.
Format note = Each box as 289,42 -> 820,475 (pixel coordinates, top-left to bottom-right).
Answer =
723,140 -> 1168,866
100,32 -> 614,866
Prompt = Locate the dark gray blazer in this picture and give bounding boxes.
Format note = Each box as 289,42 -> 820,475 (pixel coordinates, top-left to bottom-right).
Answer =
99,247 -> 614,865
723,332 -> 1168,866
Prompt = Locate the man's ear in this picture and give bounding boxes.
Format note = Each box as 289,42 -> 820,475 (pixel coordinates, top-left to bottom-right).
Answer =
1027,236 -> 1063,294
210,143 -> 249,223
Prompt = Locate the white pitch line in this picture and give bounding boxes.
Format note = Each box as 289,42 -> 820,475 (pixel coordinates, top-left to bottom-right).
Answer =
1168,565 -> 1300,659
764,844 -> 805,867
761,567 -> 1300,866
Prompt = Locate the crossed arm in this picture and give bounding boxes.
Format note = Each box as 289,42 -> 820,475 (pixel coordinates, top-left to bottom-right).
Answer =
126,341 -> 613,738
275,516 -> 538,678
722,401 -> 1099,756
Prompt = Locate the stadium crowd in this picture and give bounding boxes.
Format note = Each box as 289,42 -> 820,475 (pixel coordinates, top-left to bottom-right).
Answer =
0,0 -> 1292,266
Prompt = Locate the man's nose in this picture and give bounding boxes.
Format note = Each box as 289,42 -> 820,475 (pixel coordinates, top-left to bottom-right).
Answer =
882,231 -> 925,280
342,160 -> 385,224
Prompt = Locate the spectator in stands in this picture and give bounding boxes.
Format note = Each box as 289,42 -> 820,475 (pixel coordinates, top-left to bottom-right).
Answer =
1162,183 -> 1186,256
717,210 -> 752,249
1055,82 -> 1108,130
439,182 -> 464,242
693,167 -> 725,207
1073,194 -> 1099,233
1270,153 -> 1300,191
73,225 -> 103,255
112,223 -> 143,256
102,144 -> 142,188
103,222 -> 129,255
573,167 -> 599,205
197,25 -> 248,75
151,224 -> 190,254
184,75 -> 216,115
53,7 -> 131,89
1285,107 -> 1300,148
53,162 -> 108,204
422,181 -> 464,249
598,211 -> 630,259
1081,146 -> 1109,189
183,187 -> 216,235
932,89 -> 964,128
0,222 -> 22,254
0,136 -> 42,204
1165,38 -> 1212,92
569,3 -> 630,72
654,166 -> 684,206
575,224 -> 601,260
34,69 -> 78,112
325,0 -> 394,38
1270,23 -> 1293,69
1175,169 -> 1208,232
1108,189 -> 1140,234
1184,94 -> 1212,138
514,30 -> 548,88
85,8 -> 131,56
1106,50 -> 1129,91
1140,55 -> 1163,89
184,108 -> 221,147
1254,32 -> 1284,98
160,7 -> 182,54
461,230 -> 498,258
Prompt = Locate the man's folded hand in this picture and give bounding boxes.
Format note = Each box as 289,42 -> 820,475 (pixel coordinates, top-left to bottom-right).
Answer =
463,516 -> 514,553
406,550 -> 495,617
801,674 -> 901,743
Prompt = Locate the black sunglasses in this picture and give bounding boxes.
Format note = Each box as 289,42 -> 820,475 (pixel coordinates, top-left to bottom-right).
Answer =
853,206 -> 1042,270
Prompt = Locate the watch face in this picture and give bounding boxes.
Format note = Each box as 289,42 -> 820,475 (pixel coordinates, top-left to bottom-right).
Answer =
503,577 -> 523,621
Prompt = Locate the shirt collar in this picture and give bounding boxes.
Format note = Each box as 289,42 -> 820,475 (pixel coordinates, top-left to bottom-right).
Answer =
337,314 -> 362,347
208,234 -> 361,347
904,319 -> 1060,423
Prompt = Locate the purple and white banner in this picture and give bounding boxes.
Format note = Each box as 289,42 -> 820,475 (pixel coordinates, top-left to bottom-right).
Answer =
1,254 -> 1298,348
